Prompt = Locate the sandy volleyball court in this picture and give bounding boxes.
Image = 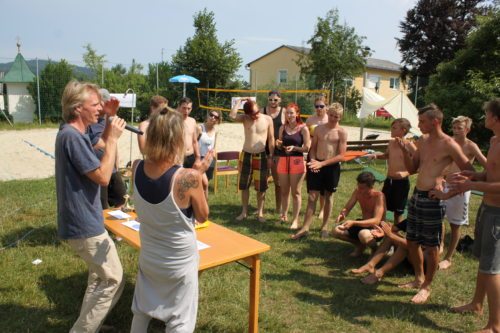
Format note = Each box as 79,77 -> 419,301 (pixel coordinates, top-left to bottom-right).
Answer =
0,123 -> 390,181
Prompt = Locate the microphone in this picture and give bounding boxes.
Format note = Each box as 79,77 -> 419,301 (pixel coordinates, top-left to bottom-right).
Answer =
108,116 -> 144,135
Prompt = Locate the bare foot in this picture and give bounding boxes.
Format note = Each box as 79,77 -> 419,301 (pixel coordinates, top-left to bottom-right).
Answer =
361,271 -> 383,285
236,213 -> 247,221
398,280 -> 422,289
411,288 -> 431,304
438,259 -> 452,270
289,220 -> 299,230
450,303 -> 483,315
320,230 -> 329,239
257,215 -> 266,223
349,247 -> 364,257
291,229 -> 309,240
351,264 -> 375,275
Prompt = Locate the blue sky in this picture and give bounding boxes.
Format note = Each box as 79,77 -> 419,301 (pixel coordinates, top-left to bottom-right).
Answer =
0,0 -> 417,80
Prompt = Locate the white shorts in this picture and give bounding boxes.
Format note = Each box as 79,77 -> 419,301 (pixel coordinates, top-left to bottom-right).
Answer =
444,188 -> 471,226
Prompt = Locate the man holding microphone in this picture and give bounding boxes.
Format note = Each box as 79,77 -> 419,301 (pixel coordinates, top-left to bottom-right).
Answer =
55,80 -> 126,332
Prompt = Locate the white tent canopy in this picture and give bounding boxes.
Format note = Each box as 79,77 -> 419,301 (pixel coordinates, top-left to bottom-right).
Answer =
357,87 -> 421,136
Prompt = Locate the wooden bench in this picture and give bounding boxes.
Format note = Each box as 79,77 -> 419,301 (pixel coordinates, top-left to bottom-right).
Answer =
346,139 -> 389,152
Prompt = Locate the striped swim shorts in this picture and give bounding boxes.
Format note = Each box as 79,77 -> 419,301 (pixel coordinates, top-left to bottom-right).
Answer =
238,151 -> 269,192
406,188 -> 445,247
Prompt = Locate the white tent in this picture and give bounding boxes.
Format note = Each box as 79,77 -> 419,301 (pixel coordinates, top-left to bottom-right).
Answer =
357,87 -> 421,137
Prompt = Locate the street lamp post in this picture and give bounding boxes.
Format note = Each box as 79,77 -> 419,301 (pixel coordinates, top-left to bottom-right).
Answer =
124,88 -> 135,164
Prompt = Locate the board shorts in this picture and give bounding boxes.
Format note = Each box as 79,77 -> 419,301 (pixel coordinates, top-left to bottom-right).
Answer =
382,177 -> 410,215
406,188 -> 445,247
306,161 -> 340,193
473,203 -> 500,274
238,151 -> 269,192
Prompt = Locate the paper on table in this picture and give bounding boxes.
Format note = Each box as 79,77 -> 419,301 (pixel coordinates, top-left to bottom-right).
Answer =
197,240 -> 210,251
120,221 -> 210,251
108,210 -> 131,219
122,220 -> 140,231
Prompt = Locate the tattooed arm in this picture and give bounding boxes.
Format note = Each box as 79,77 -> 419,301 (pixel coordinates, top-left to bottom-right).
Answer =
175,168 -> 209,222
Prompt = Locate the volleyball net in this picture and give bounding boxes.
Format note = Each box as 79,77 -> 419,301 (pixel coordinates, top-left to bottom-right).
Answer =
196,88 -> 330,119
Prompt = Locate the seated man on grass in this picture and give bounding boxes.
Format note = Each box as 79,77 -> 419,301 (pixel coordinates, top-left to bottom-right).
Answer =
332,171 -> 386,257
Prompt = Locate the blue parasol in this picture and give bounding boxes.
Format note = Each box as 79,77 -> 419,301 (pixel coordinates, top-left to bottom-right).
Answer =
169,74 -> 200,97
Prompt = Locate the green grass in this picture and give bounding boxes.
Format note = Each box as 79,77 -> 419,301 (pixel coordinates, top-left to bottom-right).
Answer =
341,113 -> 393,131
0,162 -> 486,332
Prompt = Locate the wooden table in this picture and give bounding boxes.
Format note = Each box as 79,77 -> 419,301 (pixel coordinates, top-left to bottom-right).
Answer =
103,209 -> 271,333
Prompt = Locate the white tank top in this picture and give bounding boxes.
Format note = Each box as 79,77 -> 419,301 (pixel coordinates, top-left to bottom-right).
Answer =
198,123 -> 215,157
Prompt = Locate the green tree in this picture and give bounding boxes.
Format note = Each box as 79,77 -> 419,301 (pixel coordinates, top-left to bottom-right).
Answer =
27,60 -> 74,122
82,43 -> 106,84
171,8 -> 242,96
397,0 -> 487,103
425,8 -> 500,147
297,8 -> 370,93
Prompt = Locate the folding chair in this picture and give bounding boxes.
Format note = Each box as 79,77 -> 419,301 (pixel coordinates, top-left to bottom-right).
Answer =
213,151 -> 240,194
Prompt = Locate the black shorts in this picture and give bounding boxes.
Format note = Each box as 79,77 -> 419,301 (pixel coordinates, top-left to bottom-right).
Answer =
382,177 -> 410,214
203,158 -> 216,180
306,161 -> 340,193
100,171 -> 126,209
406,188 -> 445,247
183,153 -> 196,168
395,219 -> 408,232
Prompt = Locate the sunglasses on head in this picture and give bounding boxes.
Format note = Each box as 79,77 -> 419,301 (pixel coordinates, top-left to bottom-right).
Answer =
268,98 -> 279,102
209,113 -> 220,119
315,105 -> 325,109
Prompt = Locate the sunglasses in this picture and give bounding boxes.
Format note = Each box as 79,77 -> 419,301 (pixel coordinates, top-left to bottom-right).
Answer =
209,113 -> 220,120
315,105 -> 325,109
268,98 -> 279,102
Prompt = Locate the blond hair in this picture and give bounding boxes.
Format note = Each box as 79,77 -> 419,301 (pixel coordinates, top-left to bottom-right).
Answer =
452,115 -> 472,130
328,102 -> 344,116
144,108 -> 185,163
392,118 -> 411,134
61,80 -> 100,122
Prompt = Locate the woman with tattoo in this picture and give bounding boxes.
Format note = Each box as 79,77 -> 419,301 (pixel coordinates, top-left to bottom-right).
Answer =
130,108 -> 212,332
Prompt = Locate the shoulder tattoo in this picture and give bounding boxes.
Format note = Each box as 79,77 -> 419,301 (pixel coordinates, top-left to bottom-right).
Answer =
177,170 -> 199,200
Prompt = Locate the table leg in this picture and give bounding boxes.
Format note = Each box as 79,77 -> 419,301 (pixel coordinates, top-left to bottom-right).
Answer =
248,254 -> 260,333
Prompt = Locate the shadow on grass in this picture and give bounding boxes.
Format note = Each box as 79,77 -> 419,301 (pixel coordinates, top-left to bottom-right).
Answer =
0,224 -> 61,249
0,272 -> 139,333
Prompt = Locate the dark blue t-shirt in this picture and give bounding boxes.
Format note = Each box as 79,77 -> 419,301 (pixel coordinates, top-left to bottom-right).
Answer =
55,124 -> 103,239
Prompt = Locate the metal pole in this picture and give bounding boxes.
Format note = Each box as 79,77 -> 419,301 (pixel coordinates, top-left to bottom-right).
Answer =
156,63 -> 159,93
125,88 -> 135,164
36,57 -> 41,125
101,64 -> 104,86
295,77 -> 298,103
343,79 -> 347,113
414,75 -> 419,107
183,83 -> 186,97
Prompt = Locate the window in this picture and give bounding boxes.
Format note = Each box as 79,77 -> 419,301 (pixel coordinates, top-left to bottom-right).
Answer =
278,69 -> 288,84
390,77 -> 400,90
367,74 -> 380,90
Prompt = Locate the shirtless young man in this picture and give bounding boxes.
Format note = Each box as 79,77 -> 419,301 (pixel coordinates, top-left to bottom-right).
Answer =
352,118 -> 416,274
438,116 -> 487,270
397,103 -> 474,304
230,98 -> 274,222
442,99 -> 500,333
138,95 -> 168,154
177,97 -> 201,170
291,103 -> 347,239
332,171 -> 386,256
305,96 -> 329,219
261,90 -> 285,214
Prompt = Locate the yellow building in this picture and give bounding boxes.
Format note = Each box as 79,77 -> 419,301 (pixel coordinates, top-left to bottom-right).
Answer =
246,45 -> 407,99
